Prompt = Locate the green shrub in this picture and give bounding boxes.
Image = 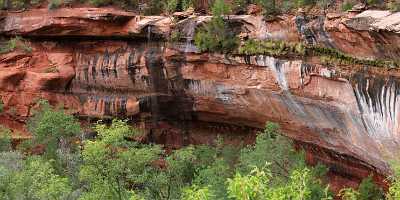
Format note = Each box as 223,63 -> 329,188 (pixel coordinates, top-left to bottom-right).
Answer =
296,0 -> 316,7
233,0 -> 248,13
211,0 -> 231,16
0,38 -> 17,54
367,0 -> 381,6
255,0 -> 279,16
194,0 -> 238,53
341,0 -> 355,11
11,0 -> 26,9
281,0 -> 295,13
28,100 -> 81,161
48,0 -> 62,10
194,16 -> 239,53
388,0 -> 400,11
339,188 -> 359,200
0,127 -> 12,152
89,0 -> 111,7
358,176 -> 385,200
166,0 -> 178,13
0,37 -> 31,54
182,185 -> 214,200
44,66 -> 59,73
30,0 -> 41,6
181,0 -> 194,11
0,99 -> 3,113
144,0 -> 164,15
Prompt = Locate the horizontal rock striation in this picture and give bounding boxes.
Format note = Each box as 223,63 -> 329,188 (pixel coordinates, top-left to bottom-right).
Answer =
1,7 -> 400,192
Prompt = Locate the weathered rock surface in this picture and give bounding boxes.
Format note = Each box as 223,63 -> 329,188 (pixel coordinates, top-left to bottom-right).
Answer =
1,7 -> 400,193
1,8 -> 399,59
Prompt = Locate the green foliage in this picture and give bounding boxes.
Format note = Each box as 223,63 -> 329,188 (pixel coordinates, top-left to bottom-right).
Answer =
227,165 -> 332,200
227,166 -> 271,200
338,176 -> 384,200
11,0 -> 26,9
182,185 -> 214,200
0,126 -> 12,152
181,0 -> 194,11
193,158 -> 232,199
48,0 -> 62,9
88,0 -> 111,6
1,116 -> 383,200
339,188 -> 359,200
166,0 -> 178,13
211,0 -> 231,16
239,39 -> 399,68
358,176 -> 385,200
281,0 -> 295,13
1,156 -> 72,200
144,0 -> 165,15
367,0 -> 382,6
28,100 -> 81,160
0,37 -> 32,54
238,122 -> 306,183
0,38 -> 17,54
0,99 -> 3,113
239,39 -> 306,57
194,15 -> 239,53
388,161 -> 400,200
45,65 -> 59,73
296,0 -> 316,7
256,0 -> 279,16
232,0 -> 247,13
388,0 -> 400,11
0,151 -> 24,199
80,119 -> 162,200
341,0 -> 355,11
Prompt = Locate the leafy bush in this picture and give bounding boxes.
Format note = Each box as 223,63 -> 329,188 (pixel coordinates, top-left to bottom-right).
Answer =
194,0 -> 238,53
239,39 -> 306,57
48,0 -> 62,9
342,0 -> 355,11
10,157 -> 72,199
0,37 -> 32,54
28,100 -> 81,161
388,0 -> 400,11
227,165 -> 332,200
0,99 -> 3,113
182,185 -> 214,200
194,16 -> 239,53
358,176 -> 385,200
44,65 -> 59,73
89,0 -> 111,6
181,0 -> 194,11
11,0 -> 26,9
211,0 -> 231,16
166,0 -> 178,13
144,0 -> 165,15
339,188 -> 359,200
296,0 -> 316,7
0,127 -> 12,152
237,123 -> 306,181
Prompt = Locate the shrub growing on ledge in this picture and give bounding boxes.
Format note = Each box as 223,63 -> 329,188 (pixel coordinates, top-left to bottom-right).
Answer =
0,37 -> 32,54
194,0 -> 238,53
0,99 -> 3,113
388,0 -> 400,11
194,17 -> 239,53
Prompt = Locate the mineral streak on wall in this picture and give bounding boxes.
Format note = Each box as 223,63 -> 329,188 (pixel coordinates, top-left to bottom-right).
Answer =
2,7 -> 400,191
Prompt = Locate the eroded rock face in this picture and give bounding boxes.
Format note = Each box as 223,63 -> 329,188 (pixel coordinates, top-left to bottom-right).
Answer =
1,7 -> 400,192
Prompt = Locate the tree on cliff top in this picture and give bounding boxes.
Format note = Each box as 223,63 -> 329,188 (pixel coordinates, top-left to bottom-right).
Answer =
194,0 -> 238,53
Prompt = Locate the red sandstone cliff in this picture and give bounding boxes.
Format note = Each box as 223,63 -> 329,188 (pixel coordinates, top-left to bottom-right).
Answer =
1,7 -> 400,193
